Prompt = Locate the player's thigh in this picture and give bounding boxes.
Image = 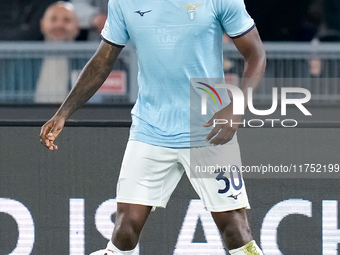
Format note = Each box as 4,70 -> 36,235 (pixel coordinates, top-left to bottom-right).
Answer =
179,141 -> 250,212
117,141 -> 184,208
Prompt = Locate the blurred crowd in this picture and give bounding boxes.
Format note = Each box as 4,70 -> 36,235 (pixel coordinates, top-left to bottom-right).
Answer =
0,1 -> 108,103
0,0 -> 338,104
0,0 -> 107,42
0,0 -> 339,42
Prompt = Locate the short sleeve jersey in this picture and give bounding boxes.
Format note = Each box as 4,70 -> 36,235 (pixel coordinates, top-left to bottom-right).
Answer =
101,0 -> 254,148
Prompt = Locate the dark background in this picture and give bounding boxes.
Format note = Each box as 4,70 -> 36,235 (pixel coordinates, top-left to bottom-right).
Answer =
245,0 -> 320,41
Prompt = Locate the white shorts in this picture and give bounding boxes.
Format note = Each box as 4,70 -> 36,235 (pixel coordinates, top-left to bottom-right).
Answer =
116,140 -> 250,212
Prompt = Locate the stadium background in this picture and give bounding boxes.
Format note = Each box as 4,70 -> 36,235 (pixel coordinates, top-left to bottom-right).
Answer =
1,0 -> 340,254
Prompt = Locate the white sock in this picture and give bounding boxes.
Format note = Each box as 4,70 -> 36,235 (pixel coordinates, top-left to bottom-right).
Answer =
229,240 -> 263,255
106,240 -> 136,255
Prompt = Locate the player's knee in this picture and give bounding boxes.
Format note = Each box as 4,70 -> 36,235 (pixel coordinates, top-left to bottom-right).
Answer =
113,204 -> 151,249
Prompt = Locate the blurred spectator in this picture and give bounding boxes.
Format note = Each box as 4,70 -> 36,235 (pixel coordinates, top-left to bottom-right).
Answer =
308,0 -> 340,77
40,1 -> 79,42
0,0 -> 106,41
318,0 -> 340,41
0,0 -> 60,41
71,0 -> 108,41
34,1 -> 79,103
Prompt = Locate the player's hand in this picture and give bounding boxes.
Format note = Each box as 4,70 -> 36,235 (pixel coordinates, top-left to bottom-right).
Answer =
40,115 -> 66,150
203,103 -> 243,145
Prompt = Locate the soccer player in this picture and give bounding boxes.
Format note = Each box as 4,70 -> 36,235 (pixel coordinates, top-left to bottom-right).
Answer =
40,0 -> 266,254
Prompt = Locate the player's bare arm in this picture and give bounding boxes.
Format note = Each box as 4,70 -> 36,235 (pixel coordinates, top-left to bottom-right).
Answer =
40,41 -> 123,150
204,27 -> 266,145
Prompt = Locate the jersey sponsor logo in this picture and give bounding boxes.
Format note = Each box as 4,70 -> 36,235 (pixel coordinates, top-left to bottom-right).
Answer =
182,3 -> 203,21
228,192 -> 242,200
134,10 -> 152,16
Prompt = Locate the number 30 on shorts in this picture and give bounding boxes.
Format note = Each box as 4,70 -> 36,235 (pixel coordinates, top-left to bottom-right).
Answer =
215,166 -> 243,194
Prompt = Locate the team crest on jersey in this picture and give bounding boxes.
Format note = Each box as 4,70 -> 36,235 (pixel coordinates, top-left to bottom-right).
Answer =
182,3 -> 203,21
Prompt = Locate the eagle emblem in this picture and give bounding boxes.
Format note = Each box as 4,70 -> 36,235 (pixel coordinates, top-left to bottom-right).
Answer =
182,3 -> 203,21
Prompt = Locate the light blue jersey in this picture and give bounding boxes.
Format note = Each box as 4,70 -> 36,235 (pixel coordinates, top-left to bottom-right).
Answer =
101,0 -> 254,148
